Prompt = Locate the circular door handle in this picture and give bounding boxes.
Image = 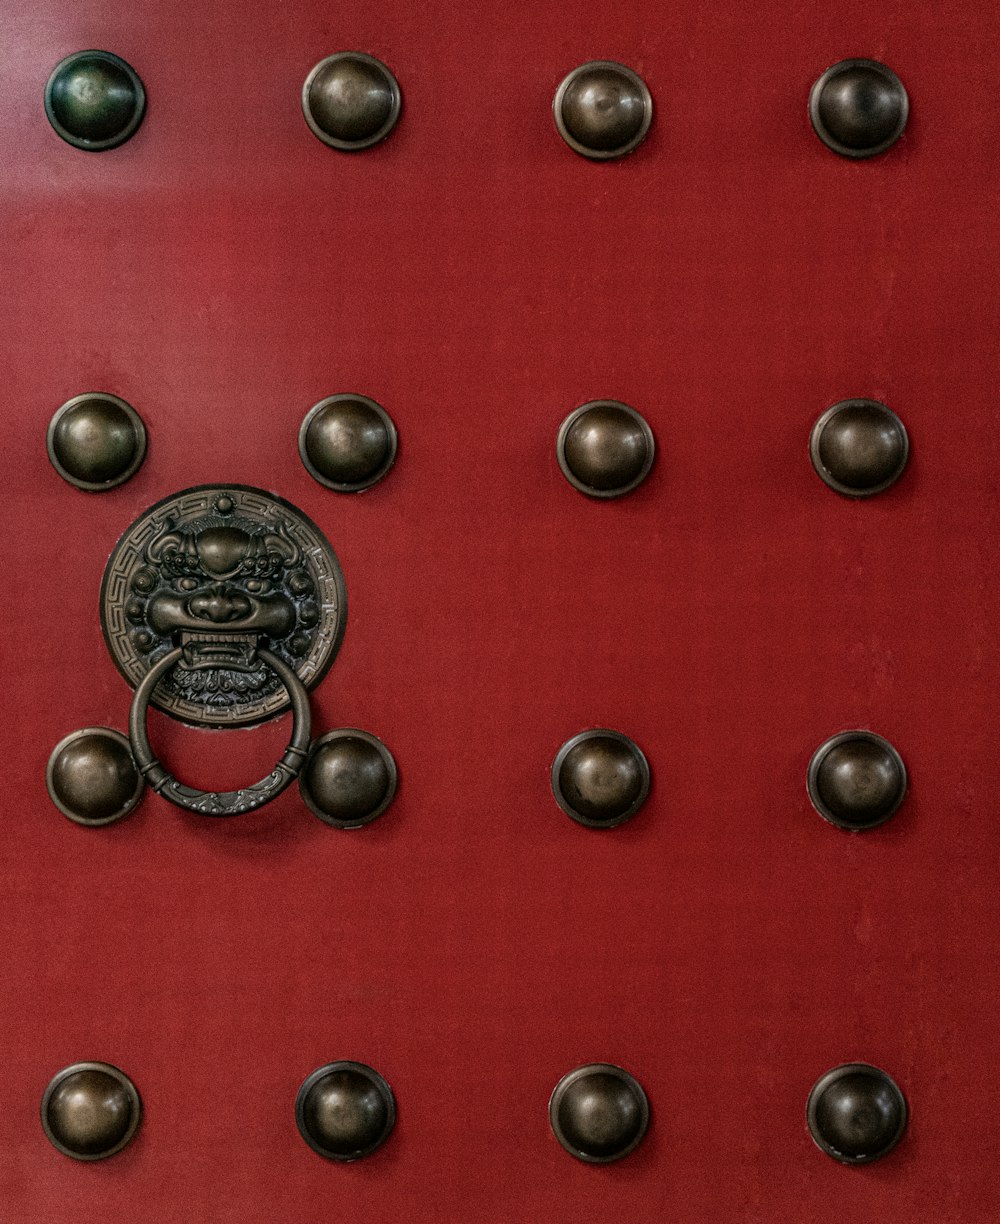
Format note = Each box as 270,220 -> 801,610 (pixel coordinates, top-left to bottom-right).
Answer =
128,647 -> 311,815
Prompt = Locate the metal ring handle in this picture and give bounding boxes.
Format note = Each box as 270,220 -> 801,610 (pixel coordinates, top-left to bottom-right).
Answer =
128,647 -> 311,816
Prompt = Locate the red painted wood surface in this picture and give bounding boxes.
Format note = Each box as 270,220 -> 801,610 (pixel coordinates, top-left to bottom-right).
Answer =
2,1 -> 999,1219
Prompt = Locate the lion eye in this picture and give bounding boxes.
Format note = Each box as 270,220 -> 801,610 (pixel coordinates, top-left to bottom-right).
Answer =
177,577 -> 199,592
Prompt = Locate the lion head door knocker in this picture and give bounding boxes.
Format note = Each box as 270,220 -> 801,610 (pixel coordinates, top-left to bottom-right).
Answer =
97,485 -> 346,816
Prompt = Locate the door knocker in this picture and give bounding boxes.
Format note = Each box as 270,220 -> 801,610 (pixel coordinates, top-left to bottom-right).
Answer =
104,485 -> 344,815
47,484 -> 394,823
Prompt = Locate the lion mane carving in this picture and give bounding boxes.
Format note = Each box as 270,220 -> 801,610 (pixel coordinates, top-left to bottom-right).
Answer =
122,494 -> 322,711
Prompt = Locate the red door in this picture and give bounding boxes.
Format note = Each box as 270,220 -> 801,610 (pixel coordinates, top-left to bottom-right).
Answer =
5,1 -> 999,1220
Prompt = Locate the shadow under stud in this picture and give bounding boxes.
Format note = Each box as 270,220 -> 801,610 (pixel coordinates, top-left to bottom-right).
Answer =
45,51 -> 146,151
302,52 -> 401,150
809,59 -> 908,158
553,61 -> 652,159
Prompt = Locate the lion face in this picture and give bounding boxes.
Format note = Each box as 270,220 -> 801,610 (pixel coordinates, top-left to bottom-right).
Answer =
124,506 -> 320,710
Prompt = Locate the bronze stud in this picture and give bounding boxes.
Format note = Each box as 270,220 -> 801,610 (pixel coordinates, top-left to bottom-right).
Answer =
299,394 -> 398,492
549,1063 -> 649,1163
296,1061 -> 396,1160
44,51 -> 146,151
299,729 -> 398,828
47,393 -> 147,491
46,728 -> 143,827
810,59 -> 908,158
807,730 -> 907,831
810,399 -> 908,497
553,61 -> 653,159
557,400 -> 654,498
807,1063 -> 907,1163
41,1062 -> 141,1160
552,729 -> 650,828
302,52 -> 401,151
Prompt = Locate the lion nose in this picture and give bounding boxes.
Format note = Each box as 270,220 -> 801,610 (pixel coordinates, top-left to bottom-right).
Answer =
189,584 -> 252,623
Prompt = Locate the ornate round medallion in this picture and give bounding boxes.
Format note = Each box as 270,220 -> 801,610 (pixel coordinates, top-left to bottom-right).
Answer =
300,729 -> 398,827
41,1062 -> 141,1160
101,486 -> 347,728
44,51 -> 146,152
302,52 -> 401,150
553,61 -> 653,159
552,729 -> 650,828
810,399 -> 908,497
807,730 -> 907,830
46,727 -> 143,826
47,393 -> 147,491
807,1063 -> 907,1163
296,1061 -> 396,1160
299,394 -> 398,492
809,59 -> 908,159
549,1063 -> 650,1162
557,400 -> 655,498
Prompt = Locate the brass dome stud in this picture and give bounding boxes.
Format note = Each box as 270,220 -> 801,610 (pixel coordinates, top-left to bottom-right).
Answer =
807,730 -> 907,831
41,1062 -> 141,1160
807,1063 -> 907,1163
299,729 -> 398,828
46,728 -> 143,826
557,401 -> 654,498
298,395 -> 398,492
552,729 -> 650,828
44,51 -> 146,151
47,393 -> 147,491
302,52 -> 401,151
809,59 -> 908,158
810,399 -> 908,497
553,61 -> 652,159
296,1061 -> 396,1160
549,1063 -> 650,1163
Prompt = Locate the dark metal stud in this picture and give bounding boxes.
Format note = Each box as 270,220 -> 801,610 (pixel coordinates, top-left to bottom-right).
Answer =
41,1062 -> 141,1160
302,52 -> 401,151
296,1061 -> 396,1160
553,61 -> 653,159
810,399 -> 908,497
46,728 -> 143,827
557,400 -> 654,498
47,393 -> 147,491
44,51 -> 146,152
807,1063 -> 907,1163
552,729 -> 650,828
809,59 -> 908,158
807,730 -> 907,830
299,395 -> 398,492
549,1063 -> 649,1163
299,729 -> 398,828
